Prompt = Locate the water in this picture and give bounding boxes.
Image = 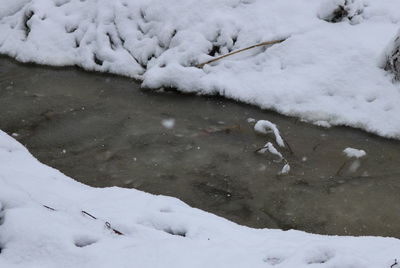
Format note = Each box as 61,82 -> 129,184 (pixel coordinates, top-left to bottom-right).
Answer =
1,56 -> 400,237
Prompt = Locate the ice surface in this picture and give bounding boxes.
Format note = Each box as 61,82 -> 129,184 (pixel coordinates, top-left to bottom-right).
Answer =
1,0 -> 400,138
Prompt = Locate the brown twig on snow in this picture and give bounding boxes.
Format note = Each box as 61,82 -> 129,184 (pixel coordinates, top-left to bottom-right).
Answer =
81,210 -> 124,236
195,38 -> 286,68
43,204 -> 123,236
43,205 -> 56,211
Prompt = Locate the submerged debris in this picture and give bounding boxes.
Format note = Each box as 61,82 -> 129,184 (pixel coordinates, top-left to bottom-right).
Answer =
192,125 -> 241,137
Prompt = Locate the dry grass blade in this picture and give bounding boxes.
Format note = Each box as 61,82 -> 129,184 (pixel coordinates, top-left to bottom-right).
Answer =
195,38 -> 286,68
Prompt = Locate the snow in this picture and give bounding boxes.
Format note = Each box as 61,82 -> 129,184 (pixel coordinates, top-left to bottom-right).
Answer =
161,118 -> 175,129
1,131 -> 400,267
258,142 -> 283,159
343,147 -> 367,158
279,163 -> 291,175
254,120 -> 285,147
246,118 -> 256,123
255,121 -> 290,174
1,0 -> 400,138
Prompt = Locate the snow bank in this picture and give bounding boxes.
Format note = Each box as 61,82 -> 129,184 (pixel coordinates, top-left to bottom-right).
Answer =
1,0 -> 400,138
0,132 -> 400,267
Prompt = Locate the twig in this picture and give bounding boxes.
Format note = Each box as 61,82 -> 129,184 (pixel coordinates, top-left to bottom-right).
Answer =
391,259 -> 398,268
43,204 -> 123,235
312,143 -> 321,152
81,210 -> 97,220
335,160 -> 348,177
43,205 -> 56,211
282,137 -> 294,155
254,145 -> 268,153
195,38 -> 286,68
81,210 -> 124,236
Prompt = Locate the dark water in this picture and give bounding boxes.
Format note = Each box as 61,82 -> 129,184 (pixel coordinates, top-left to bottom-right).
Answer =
1,56 -> 400,237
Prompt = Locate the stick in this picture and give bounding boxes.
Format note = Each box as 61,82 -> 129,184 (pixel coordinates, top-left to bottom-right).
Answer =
195,38 -> 286,68
82,210 -> 124,236
335,160 -> 348,177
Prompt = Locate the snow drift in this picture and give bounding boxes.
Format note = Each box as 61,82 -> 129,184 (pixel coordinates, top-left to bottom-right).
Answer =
1,0 -> 400,138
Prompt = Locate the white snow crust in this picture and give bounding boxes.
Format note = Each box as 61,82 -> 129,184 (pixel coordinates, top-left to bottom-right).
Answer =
1,0 -> 400,138
0,131 -> 400,267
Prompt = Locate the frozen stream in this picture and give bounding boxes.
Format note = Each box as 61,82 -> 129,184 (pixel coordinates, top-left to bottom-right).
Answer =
1,56 -> 400,237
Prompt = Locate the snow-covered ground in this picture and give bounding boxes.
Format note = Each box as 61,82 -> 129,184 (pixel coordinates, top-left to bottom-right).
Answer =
1,0 -> 400,138
0,131 -> 400,267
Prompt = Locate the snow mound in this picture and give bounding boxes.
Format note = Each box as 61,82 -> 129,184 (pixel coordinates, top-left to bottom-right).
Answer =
1,0 -> 400,138
0,132 -> 400,267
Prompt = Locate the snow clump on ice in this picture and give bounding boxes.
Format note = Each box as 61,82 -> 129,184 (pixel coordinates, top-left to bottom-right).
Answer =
254,120 -> 285,147
161,118 -> 175,129
279,163 -> 291,175
318,0 -> 366,24
343,147 -> 366,158
382,29 -> 400,81
258,142 -> 283,160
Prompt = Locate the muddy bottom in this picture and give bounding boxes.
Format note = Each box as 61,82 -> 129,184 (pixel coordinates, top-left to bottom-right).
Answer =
1,56 -> 400,237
